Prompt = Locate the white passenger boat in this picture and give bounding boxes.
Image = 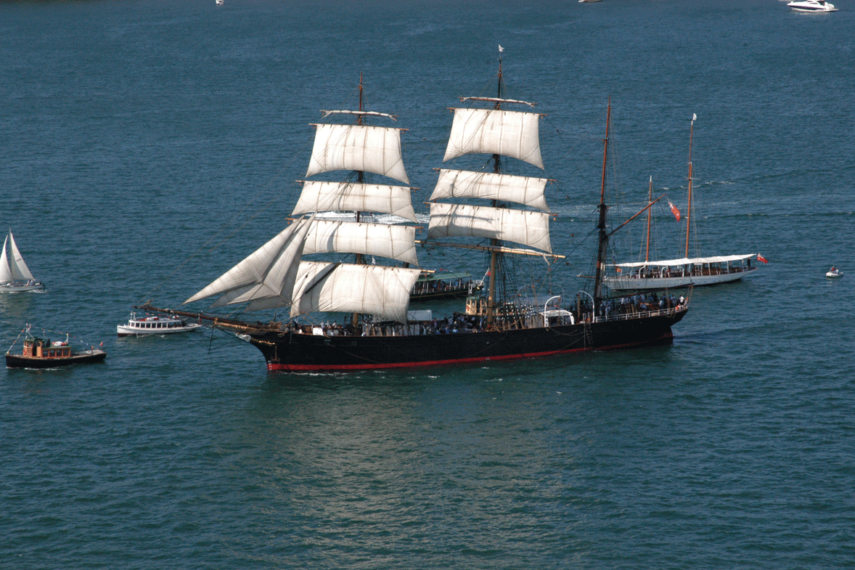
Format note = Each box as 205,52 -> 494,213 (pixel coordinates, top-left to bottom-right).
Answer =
787,0 -> 837,12
117,312 -> 202,337
0,231 -> 45,293
606,254 -> 759,291
604,115 -> 764,292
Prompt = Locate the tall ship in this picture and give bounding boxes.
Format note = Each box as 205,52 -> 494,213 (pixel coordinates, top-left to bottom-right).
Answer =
142,64 -> 689,372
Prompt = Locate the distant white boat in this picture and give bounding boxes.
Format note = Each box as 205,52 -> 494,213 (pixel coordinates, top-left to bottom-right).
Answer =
216,0 -> 224,5
787,0 -> 837,12
826,267 -> 843,278
0,231 -> 45,293
579,0 -> 602,3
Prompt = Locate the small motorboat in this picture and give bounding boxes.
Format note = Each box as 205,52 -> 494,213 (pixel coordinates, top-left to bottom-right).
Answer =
826,266 -> 843,278
6,327 -> 106,369
787,0 -> 837,12
117,312 -> 203,337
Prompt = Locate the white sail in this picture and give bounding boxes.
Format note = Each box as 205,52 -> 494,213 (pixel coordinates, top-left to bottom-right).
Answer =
185,216 -> 312,306
443,108 -> 544,169
305,123 -> 409,184
428,203 -> 552,253
292,181 -> 417,222
0,236 -> 11,283
303,220 -> 418,265
3,233 -> 35,281
430,169 -> 550,211
290,262 -> 421,323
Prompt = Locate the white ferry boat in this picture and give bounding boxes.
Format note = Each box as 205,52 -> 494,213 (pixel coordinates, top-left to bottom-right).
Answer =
117,312 -> 202,337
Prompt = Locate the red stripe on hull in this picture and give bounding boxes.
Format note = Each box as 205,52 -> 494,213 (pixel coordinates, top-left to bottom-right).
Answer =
266,331 -> 674,372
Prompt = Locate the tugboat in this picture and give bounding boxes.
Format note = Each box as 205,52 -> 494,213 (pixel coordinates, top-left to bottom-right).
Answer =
117,312 -> 203,337
6,326 -> 106,369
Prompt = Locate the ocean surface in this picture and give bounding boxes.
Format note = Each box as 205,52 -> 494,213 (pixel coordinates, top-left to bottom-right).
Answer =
2,0 -> 854,567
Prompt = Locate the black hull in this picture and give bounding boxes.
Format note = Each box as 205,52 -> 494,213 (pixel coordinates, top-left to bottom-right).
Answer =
6,351 -> 107,369
249,308 -> 687,372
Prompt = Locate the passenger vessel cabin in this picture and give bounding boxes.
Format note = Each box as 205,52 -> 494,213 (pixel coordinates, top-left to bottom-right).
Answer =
614,254 -> 757,280
22,337 -> 71,359
126,319 -> 186,331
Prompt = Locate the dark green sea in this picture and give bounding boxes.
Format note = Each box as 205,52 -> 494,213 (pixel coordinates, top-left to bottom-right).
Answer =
2,0 -> 854,567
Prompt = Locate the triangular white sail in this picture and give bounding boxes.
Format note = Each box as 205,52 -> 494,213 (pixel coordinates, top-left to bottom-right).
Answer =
292,181 -> 417,222
290,262 -> 422,323
303,220 -> 418,265
305,124 -> 410,184
430,169 -> 550,211
1,232 -> 36,282
210,217 -> 313,311
428,203 -> 552,253
184,216 -> 312,306
0,236 -> 12,283
442,108 -> 544,169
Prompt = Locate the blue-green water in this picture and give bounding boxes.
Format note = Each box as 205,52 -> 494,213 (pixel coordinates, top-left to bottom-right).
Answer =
2,0 -> 854,567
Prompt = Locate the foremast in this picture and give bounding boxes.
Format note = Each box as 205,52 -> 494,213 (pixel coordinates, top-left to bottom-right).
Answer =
182,77 -> 422,326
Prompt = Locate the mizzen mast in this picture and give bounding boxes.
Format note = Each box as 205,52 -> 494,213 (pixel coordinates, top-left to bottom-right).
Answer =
593,98 -> 611,307
645,176 -> 653,263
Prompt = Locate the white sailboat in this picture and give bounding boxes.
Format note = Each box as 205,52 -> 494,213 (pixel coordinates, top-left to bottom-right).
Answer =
0,231 -> 45,293
604,115 -> 760,292
183,75 -> 422,328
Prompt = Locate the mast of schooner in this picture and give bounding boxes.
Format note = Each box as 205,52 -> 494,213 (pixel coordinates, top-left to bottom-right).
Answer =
685,114 -> 695,258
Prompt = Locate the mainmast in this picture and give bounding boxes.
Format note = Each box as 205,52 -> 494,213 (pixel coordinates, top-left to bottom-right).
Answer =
487,56 -> 504,326
593,99 -> 611,306
684,114 -> 695,258
353,73 -> 365,328
427,52 -> 557,328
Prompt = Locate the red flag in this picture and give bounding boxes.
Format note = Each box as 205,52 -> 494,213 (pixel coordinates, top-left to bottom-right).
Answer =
757,254 -> 768,264
668,201 -> 681,221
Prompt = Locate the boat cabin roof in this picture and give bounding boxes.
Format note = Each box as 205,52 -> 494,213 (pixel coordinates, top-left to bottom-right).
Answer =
610,254 -> 757,268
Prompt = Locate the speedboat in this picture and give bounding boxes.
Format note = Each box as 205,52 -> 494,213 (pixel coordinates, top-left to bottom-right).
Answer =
117,312 -> 203,337
826,267 -> 843,278
787,0 -> 837,12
